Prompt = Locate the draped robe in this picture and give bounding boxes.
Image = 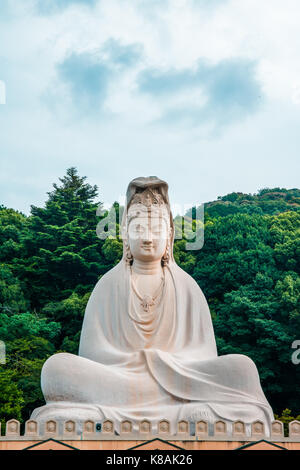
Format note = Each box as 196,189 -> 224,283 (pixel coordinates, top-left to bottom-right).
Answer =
32,258 -> 274,434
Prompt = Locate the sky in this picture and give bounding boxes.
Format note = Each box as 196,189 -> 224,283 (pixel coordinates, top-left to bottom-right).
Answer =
0,0 -> 299,215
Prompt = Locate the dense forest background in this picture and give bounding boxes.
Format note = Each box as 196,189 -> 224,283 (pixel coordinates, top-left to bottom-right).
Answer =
0,168 -> 299,426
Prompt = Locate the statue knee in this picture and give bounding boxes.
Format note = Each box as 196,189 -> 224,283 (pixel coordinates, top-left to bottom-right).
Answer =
228,354 -> 259,383
218,353 -> 256,374
41,353 -> 77,396
42,352 -> 74,375
231,353 -> 256,367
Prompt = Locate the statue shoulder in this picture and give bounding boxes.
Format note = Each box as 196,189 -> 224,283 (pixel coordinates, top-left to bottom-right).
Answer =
170,263 -> 206,298
91,261 -> 125,292
171,262 -> 197,285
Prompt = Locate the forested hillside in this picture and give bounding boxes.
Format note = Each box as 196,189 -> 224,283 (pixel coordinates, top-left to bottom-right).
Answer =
0,168 -> 299,424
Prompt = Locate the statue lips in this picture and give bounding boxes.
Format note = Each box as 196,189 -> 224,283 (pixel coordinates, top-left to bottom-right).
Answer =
141,242 -> 153,251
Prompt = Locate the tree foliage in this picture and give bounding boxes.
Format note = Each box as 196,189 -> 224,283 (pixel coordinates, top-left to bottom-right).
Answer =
0,169 -> 299,422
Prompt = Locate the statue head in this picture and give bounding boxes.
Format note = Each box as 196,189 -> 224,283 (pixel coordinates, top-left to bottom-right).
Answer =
121,177 -> 175,266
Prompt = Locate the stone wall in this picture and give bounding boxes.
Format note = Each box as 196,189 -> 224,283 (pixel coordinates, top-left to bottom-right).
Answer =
1,418 -> 300,442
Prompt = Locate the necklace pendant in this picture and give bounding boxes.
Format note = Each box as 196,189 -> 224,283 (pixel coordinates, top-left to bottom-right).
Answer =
141,295 -> 155,312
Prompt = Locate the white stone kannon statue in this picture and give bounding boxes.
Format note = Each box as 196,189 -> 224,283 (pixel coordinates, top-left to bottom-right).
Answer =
31,176 -> 274,435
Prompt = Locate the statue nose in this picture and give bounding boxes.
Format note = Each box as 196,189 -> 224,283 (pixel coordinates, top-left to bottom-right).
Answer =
142,229 -> 153,243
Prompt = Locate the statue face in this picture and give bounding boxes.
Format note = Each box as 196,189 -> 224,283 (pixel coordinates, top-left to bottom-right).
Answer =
127,208 -> 169,262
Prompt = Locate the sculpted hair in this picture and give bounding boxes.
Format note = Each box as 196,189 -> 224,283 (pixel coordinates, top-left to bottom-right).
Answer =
127,187 -> 170,211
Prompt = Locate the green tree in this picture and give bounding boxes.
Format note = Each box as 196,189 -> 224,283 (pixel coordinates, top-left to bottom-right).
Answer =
16,167 -> 110,308
0,265 -> 29,314
0,369 -> 24,426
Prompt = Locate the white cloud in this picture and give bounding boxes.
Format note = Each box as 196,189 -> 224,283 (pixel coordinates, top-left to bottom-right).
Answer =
0,0 -> 299,213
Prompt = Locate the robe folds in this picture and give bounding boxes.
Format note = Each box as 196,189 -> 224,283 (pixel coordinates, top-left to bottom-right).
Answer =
32,257 -> 274,435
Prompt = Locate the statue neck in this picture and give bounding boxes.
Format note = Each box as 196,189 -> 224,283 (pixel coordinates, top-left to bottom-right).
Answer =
131,259 -> 163,275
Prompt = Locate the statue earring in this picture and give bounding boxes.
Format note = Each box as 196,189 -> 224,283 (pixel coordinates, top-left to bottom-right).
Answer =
124,240 -> 133,265
162,239 -> 170,266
